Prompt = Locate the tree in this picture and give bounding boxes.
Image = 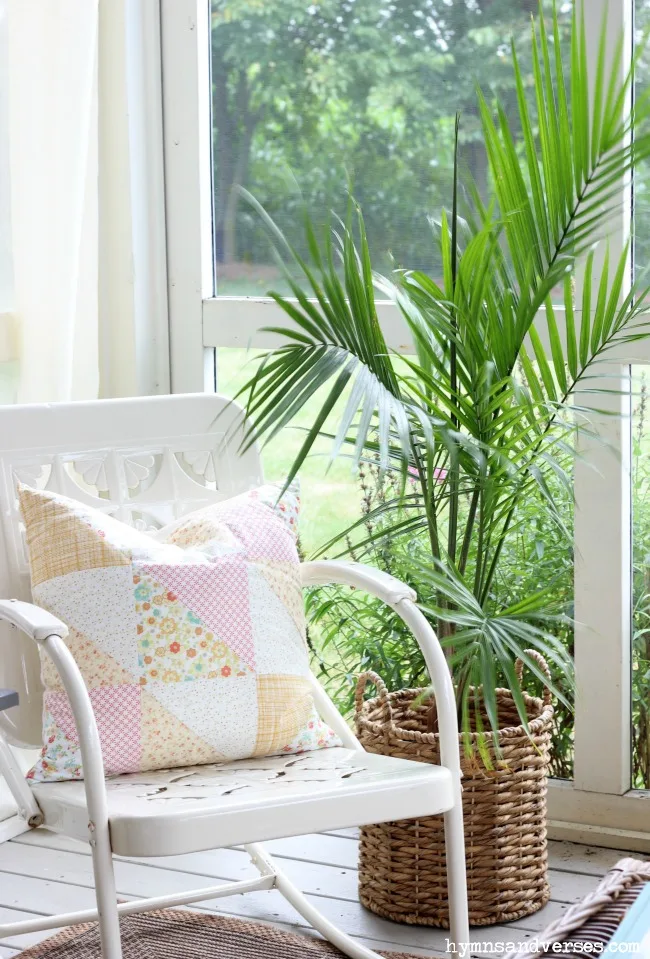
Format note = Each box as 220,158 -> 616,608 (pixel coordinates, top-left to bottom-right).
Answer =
210,0 -> 568,275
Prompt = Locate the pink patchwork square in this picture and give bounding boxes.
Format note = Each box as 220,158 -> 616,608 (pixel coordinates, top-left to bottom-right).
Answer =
90,685 -> 142,773
217,500 -> 298,563
47,686 -> 142,776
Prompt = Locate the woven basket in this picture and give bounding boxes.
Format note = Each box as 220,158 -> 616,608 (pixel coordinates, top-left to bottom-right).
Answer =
534,857 -> 650,955
354,649 -> 554,928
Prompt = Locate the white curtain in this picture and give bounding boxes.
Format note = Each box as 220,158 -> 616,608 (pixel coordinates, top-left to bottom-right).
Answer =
0,1 -> 100,811
7,0 -> 99,403
0,0 -> 167,822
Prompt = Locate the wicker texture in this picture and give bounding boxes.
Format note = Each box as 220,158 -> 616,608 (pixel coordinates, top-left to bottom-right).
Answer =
533,857 -> 650,956
15,909 -> 418,958
355,651 -> 554,928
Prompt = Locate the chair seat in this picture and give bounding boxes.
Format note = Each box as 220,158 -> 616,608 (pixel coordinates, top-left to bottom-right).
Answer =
31,747 -> 453,857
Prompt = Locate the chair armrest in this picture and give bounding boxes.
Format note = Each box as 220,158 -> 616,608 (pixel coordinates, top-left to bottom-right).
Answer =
0,604 -> 109,840
0,599 -> 68,641
0,689 -> 18,711
300,560 -> 416,607
301,559 -> 462,785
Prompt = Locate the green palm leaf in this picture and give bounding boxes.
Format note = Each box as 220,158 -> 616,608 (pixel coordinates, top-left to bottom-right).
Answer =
232,2 -> 650,745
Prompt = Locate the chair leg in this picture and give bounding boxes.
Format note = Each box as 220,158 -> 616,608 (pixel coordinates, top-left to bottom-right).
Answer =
246,843 -> 384,959
279,875 -> 387,959
0,734 -> 43,833
444,801 -> 470,958
88,820 -> 123,959
41,635 -> 123,957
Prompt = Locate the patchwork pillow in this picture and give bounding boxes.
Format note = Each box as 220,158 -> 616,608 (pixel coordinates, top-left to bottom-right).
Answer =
18,482 -> 339,783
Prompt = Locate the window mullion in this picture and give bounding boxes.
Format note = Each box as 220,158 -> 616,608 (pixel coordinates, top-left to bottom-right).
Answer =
161,0 -> 215,394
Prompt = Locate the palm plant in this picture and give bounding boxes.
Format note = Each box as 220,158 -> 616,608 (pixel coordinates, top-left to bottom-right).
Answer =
234,1 -> 650,740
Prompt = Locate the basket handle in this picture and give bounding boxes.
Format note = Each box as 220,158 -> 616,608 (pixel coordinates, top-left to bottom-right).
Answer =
354,671 -> 393,726
515,649 -> 553,707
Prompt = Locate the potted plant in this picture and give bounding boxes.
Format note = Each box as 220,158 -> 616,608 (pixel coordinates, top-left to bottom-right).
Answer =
234,1 -> 650,927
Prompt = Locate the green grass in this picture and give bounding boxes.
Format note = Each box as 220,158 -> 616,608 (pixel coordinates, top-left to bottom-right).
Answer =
216,348 -> 362,555
216,277 -> 283,297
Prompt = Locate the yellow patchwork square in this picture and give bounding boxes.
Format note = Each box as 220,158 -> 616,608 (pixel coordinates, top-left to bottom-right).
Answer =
254,674 -> 314,757
19,486 -> 130,586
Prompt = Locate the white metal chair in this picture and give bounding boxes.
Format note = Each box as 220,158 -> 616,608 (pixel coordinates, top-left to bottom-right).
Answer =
0,394 -> 469,959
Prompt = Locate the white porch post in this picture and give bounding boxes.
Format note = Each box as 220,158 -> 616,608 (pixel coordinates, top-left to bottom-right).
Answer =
573,369 -> 632,794
570,0 -> 633,796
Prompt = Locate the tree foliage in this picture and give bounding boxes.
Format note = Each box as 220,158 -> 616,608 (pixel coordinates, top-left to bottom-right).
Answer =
211,0 -> 572,276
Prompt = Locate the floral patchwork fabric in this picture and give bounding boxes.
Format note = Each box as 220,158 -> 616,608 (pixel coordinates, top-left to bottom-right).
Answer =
133,570 -> 253,683
19,481 -> 339,782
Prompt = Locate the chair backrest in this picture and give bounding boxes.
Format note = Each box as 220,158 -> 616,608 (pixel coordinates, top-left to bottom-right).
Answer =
0,394 -> 263,748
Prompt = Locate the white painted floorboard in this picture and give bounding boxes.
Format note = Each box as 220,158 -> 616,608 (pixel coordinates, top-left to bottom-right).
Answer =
0,828 -> 645,957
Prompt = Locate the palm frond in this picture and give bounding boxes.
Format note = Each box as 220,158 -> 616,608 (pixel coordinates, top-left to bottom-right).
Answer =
234,2 -> 650,745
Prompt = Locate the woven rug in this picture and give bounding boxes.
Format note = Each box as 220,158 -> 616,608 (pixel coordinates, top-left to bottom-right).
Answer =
15,909 -> 417,958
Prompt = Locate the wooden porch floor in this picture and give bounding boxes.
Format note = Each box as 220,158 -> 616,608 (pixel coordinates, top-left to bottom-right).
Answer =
0,828 -> 643,957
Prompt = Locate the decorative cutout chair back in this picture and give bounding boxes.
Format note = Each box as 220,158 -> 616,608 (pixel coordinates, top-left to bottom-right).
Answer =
0,395 -> 262,748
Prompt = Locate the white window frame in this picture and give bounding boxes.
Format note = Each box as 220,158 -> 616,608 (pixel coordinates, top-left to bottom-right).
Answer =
160,0 -> 650,850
